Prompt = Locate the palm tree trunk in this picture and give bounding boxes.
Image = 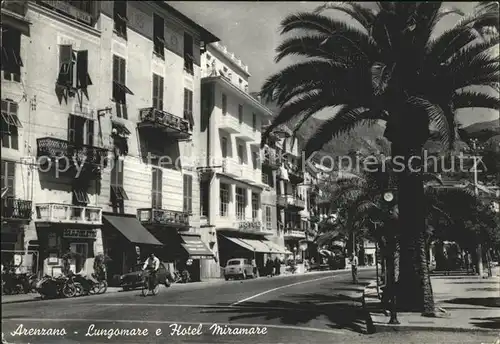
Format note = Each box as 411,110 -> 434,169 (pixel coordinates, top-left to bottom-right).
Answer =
393,147 -> 435,314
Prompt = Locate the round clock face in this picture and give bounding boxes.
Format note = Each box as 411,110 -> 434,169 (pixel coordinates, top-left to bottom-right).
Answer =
383,192 -> 394,202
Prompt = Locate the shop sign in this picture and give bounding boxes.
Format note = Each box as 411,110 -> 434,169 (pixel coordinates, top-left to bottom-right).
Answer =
63,229 -> 97,239
236,221 -> 262,231
41,1 -> 92,25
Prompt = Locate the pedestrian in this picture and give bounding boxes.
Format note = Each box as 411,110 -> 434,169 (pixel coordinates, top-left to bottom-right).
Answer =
266,258 -> 273,277
251,258 -> 258,277
351,253 -> 359,284
274,257 -> 280,276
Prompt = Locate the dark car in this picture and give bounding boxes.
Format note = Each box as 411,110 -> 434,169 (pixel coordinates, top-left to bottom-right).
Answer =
120,262 -> 170,291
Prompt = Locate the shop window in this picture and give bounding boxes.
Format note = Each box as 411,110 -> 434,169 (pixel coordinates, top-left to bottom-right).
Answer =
183,32 -> 193,74
219,183 -> 229,217
1,99 -> 21,149
1,27 -> 23,82
112,55 -> 133,106
152,74 -> 164,110
113,1 -> 128,39
183,174 -> 192,214
153,14 -> 165,58
70,243 -> 88,274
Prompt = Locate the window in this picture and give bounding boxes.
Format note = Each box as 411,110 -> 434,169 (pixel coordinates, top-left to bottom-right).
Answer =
252,152 -> 258,170
200,180 -> 209,217
183,32 -> 194,74
152,74 -> 164,110
152,167 -> 162,209
183,88 -> 193,129
265,206 -> 272,230
1,160 -> 15,197
113,1 -> 128,39
220,183 -> 229,217
183,174 -> 193,213
222,94 -> 227,115
237,144 -> 244,164
262,173 -> 269,186
112,55 -> 133,104
1,28 -> 23,82
68,114 -> 94,146
1,100 -> 21,150
110,158 -> 128,202
238,104 -> 243,124
56,45 -> 92,92
153,14 -> 165,58
251,193 -> 259,220
221,137 -> 228,158
235,187 -> 245,220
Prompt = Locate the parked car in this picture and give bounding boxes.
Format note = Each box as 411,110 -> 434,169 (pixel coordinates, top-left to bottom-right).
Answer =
224,258 -> 254,280
120,262 -> 170,291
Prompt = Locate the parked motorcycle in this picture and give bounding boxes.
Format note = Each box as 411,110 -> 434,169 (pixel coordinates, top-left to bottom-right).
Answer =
71,274 -> 108,295
36,275 -> 76,299
1,271 -> 26,295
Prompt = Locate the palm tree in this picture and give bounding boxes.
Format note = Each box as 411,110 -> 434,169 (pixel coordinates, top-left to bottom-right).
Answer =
260,2 -> 499,313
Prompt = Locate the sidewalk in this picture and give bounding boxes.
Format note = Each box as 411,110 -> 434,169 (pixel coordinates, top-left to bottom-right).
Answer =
368,266 -> 500,333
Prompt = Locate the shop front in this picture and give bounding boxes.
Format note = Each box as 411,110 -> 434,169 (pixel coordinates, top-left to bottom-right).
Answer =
101,213 -> 163,286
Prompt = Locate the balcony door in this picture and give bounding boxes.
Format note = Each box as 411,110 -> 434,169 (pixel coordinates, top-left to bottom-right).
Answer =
68,114 -> 94,146
235,187 -> 245,220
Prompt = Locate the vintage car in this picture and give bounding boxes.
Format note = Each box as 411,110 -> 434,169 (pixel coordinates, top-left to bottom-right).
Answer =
224,258 -> 255,280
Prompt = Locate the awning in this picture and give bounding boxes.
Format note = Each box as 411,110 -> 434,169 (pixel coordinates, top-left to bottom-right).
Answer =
180,234 -> 214,259
222,236 -> 271,253
103,214 -> 162,246
262,240 -> 291,255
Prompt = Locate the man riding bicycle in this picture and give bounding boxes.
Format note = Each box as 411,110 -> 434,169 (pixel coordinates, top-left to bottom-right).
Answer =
142,253 -> 160,288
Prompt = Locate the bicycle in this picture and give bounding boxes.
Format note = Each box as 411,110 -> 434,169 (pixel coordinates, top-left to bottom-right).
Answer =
141,268 -> 159,296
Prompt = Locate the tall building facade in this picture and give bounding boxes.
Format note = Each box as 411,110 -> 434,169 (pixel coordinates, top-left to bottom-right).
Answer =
199,42 -> 287,278
0,1 -> 219,283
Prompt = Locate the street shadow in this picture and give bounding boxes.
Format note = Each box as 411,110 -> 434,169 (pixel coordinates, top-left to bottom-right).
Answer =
466,287 -> 500,292
202,292 -> 374,334
470,317 -> 500,329
444,297 -> 500,308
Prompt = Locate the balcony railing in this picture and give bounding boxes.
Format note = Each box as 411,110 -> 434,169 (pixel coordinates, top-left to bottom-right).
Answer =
37,137 -> 108,170
277,195 -> 306,209
138,107 -> 191,139
137,208 -> 190,228
1,198 -> 32,221
35,203 -> 102,225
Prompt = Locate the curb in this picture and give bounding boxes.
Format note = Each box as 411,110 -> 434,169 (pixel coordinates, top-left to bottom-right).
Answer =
374,322 -> 500,333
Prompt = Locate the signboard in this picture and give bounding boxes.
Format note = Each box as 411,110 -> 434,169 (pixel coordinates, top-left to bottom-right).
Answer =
63,229 -> 97,239
236,221 -> 262,231
41,1 -> 92,25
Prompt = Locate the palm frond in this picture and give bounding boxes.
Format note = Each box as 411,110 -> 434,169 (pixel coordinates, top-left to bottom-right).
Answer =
313,2 -> 377,31
452,90 -> 500,110
371,62 -> 394,95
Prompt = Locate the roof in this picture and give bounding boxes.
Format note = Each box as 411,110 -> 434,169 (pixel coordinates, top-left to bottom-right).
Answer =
160,3 -> 220,44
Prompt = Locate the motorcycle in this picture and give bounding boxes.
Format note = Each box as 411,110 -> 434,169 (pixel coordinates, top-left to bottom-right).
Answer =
71,273 -> 108,295
1,270 -> 26,295
36,275 -> 76,299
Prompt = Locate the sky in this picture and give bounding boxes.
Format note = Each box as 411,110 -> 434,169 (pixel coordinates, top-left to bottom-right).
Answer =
169,1 -> 499,127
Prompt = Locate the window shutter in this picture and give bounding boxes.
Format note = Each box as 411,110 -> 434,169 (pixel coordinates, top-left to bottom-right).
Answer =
6,161 -> 15,197
183,88 -> 188,114
188,90 -> 193,112
76,50 -> 89,89
110,158 -> 117,186
112,55 -> 119,83
120,57 -> 126,85
152,74 -> 159,109
159,76 -> 164,110
118,159 -> 124,186
58,45 -> 73,86
87,119 -> 94,146
68,115 -> 76,143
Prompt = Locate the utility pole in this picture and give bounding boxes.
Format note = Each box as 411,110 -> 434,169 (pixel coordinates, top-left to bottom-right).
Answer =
471,139 -> 484,277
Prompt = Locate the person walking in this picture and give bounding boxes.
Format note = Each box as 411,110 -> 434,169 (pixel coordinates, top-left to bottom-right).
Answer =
266,258 -> 273,277
351,253 -> 359,284
274,257 -> 281,276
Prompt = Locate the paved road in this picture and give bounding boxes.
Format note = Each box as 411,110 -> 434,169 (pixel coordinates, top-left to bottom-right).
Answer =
2,268 -> 497,344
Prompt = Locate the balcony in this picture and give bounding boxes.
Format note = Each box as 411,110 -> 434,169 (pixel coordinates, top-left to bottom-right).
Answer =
262,147 -> 281,170
138,108 -> 191,140
219,114 -> 240,134
137,208 -> 190,229
221,158 -> 257,183
37,137 -> 108,175
277,195 -> 306,209
285,161 -> 304,183
35,203 -> 102,225
235,123 -> 259,142
284,229 -> 307,239
1,198 -> 32,221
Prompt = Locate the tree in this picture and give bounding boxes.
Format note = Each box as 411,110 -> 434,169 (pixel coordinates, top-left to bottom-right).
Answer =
260,2 -> 499,313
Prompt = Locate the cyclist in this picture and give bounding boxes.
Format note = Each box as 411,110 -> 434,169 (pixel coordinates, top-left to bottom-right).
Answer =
142,253 -> 160,289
